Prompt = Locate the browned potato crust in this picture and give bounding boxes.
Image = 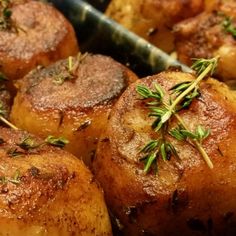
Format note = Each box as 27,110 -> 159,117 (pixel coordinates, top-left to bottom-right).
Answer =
93,71 -> 236,235
0,127 -> 112,236
174,0 -> 236,82
10,53 -> 138,166
0,0 -> 78,83
106,0 -> 205,53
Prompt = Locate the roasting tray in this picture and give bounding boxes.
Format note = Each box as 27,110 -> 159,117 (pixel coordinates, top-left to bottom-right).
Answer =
49,0 -> 190,78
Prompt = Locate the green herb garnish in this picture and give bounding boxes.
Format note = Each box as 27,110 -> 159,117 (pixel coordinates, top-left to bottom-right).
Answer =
136,57 -> 218,173
222,16 -> 236,38
45,135 -> 69,148
7,148 -> 24,157
54,53 -> 88,85
18,136 -> 39,150
0,169 -> 21,185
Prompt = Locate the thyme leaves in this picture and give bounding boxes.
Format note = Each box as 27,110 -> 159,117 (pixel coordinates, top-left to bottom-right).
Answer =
137,57 -> 218,173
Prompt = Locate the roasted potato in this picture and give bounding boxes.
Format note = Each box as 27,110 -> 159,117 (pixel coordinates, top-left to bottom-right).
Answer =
174,0 -> 236,82
106,0 -> 205,53
0,127 -> 112,236
93,70 -> 236,235
10,53 -> 138,166
0,0 -> 78,85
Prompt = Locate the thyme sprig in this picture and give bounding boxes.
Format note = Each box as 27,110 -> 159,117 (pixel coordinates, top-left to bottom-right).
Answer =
5,135 -> 69,158
222,16 -> 236,39
137,57 -> 218,173
17,135 -> 69,151
170,114 -> 213,169
54,53 -> 88,85
0,169 -> 21,185
45,135 -> 69,148
18,136 -> 40,150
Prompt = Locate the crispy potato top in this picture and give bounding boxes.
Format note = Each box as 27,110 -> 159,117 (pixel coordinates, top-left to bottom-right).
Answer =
0,1 -> 69,60
94,70 -> 236,235
98,71 -> 236,185
18,54 -> 137,111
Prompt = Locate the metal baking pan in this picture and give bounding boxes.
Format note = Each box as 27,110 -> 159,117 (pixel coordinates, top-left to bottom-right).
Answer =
49,0 -> 190,77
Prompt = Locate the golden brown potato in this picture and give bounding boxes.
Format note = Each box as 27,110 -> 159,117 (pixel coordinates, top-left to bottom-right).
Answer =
0,0 -> 78,84
10,53 -> 138,166
0,127 -> 112,236
174,0 -> 236,82
93,70 -> 236,235
106,0 -> 205,53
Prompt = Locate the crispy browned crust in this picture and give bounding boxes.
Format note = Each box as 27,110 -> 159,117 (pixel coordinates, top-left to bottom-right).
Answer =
106,0 -> 204,52
174,0 -> 236,82
0,0 -> 78,82
10,54 -> 138,165
0,127 -> 112,235
93,71 -> 236,235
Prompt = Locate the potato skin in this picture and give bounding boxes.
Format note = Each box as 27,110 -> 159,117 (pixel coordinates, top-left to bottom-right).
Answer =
10,54 -> 138,166
106,0 -> 204,53
0,0 -> 78,83
0,127 -> 112,236
174,0 -> 236,82
93,71 -> 236,235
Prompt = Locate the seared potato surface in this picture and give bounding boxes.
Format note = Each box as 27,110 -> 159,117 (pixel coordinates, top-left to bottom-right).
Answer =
10,54 -> 138,166
0,127 -> 112,236
0,0 -> 78,83
93,71 -> 236,235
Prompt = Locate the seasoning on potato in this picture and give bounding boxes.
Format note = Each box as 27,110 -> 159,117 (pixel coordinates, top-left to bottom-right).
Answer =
93,60 -> 236,235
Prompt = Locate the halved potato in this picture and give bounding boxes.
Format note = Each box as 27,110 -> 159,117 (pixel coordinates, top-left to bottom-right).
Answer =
10,53 -> 138,166
0,127 -> 112,236
93,70 -> 236,235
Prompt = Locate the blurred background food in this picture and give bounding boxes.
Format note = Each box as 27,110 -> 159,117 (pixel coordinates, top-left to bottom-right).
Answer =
174,0 -> 236,83
106,0 -> 205,53
105,0 -> 236,84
